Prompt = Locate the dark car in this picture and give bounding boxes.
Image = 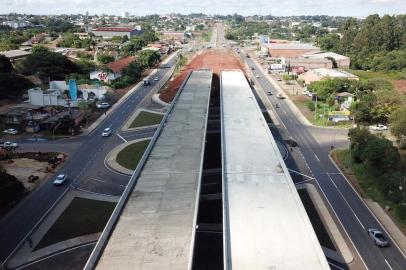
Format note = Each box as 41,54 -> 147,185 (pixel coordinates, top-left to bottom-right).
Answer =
285,139 -> 298,147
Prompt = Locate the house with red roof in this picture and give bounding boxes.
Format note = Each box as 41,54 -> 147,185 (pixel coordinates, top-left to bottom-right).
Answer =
90,56 -> 136,82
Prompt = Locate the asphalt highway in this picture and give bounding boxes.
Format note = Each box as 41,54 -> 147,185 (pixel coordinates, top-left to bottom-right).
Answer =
0,55 -> 178,265
244,55 -> 405,270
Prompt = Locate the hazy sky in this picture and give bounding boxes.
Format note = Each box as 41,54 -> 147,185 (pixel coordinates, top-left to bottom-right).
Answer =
1,0 -> 405,17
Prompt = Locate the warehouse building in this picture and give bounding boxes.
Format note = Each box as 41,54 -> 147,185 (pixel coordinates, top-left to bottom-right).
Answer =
262,43 -> 321,58
91,27 -> 143,39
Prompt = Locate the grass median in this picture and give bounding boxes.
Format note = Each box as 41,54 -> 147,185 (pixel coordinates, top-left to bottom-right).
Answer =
35,197 -> 116,250
129,111 -> 163,129
116,140 -> 150,170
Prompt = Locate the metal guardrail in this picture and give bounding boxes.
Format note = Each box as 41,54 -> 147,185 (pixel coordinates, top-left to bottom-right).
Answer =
83,69 -> 193,270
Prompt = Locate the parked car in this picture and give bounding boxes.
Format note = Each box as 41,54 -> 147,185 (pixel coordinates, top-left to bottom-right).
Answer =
267,91 -> 273,95
2,141 -> 18,149
3,128 -> 18,135
277,78 -> 282,81
53,174 -> 68,186
96,102 -> 110,109
102,128 -> 112,137
368,228 -> 389,247
371,124 -> 388,131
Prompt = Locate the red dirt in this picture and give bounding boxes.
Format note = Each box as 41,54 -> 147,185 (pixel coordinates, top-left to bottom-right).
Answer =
159,50 -> 245,102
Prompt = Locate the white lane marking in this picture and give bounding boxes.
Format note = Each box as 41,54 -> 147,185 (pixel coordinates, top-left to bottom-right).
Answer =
314,153 -> 320,162
116,133 -> 127,143
326,173 -> 365,229
328,155 -> 406,258
88,177 -> 126,188
384,259 -> 393,270
287,168 -> 315,180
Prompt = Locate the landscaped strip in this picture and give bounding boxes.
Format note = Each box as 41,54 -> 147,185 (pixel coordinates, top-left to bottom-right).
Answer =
129,111 -> 163,129
35,197 -> 116,250
116,140 -> 150,170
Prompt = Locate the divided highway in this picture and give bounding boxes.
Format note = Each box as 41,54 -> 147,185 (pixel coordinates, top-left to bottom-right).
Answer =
244,55 -> 405,270
0,54 -> 179,265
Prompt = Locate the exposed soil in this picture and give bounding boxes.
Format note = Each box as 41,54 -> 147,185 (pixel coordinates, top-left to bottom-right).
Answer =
394,80 -> 406,93
0,158 -> 50,191
159,50 -> 245,102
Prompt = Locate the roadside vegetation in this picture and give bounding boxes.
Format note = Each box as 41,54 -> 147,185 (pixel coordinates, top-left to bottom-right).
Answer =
35,197 -> 116,250
333,127 -> 406,226
116,140 -> 150,170
130,111 -> 163,129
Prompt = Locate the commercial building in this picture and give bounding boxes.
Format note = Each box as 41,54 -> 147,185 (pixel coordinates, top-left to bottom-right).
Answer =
282,57 -> 332,74
0,49 -> 31,62
91,27 -> 143,39
299,68 -> 359,86
262,43 -> 321,58
303,52 -> 351,69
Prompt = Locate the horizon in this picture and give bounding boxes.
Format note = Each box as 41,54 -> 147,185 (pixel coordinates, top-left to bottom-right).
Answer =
1,0 -> 405,17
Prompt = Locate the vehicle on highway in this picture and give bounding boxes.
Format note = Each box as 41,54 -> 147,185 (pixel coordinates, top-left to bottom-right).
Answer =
277,93 -> 286,99
1,141 -> 18,149
275,103 -> 280,108
154,77 -> 159,81
267,91 -> 273,95
277,78 -> 282,81
102,128 -> 112,137
251,67 -> 255,70
3,128 -> 18,135
368,228 -> 389,247
255,75 -> 260,78
284,139 -> 298,147
96,102 -> 110,109
143,78 -> 150,86
371,124 -> 388,131
53,174 -> 68,186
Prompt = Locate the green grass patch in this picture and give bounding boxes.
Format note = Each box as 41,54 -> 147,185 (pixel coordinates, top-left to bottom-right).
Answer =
334,149 -> 406,227
35,197 -> 116,250
116,140 -> 150,170
348,70 -> 406,83
202,30 -> 212,42
129,111 -> 163,129
297,189 -> 336,250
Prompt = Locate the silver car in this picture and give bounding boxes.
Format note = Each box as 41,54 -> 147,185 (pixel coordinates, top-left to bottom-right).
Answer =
368,228 -> 389,247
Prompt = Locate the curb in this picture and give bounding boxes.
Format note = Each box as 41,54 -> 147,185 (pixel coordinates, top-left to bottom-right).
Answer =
328,151 -> 406,257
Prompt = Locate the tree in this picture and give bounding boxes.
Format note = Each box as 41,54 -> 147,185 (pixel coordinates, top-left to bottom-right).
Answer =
97,54 -> 115,64
0,54 -> 13,73
78,100 -> 91,128
20,46 -> 79,80
348,126 -> 374,162
137,50 -> 161,68
0,169 -> 26,209
390,107 -> 406,146
0,73 -> 34,100
361,136 -> 400,172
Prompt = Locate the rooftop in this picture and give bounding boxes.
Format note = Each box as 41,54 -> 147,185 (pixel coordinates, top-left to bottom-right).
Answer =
94,69 -> 213,270
265,43 -> 320,50
221,70 -> 329,270
312,68 -> 358,78
0,49 -> 31,59
93,27 -> 134,32
106,56 -> 136,73
304,51 -> 350,60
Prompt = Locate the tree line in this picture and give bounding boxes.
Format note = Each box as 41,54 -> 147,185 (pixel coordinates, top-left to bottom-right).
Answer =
319,14 -> 406,71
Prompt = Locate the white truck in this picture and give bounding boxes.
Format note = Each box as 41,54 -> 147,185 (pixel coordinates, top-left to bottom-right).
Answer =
143,78 -> 150,86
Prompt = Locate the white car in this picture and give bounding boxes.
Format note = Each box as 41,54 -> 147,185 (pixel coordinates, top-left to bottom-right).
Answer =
154,77 -> 159,81
255,75 -> 260,78
102,128 -> 112,137
96,102 -> 110,109
368,228 -> 389,247
371,124 -> 388,131
53,174 -> 68,185
2,141 -> 18,149
277,93 -> 286,99
3,128 -> 18,135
